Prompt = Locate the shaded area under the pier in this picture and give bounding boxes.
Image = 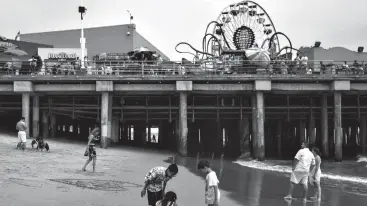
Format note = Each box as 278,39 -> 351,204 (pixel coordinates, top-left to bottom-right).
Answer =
1,92 -> 367,161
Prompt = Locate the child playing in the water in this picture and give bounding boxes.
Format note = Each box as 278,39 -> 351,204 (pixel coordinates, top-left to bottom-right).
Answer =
309,147 -> 322,201
197,160 -> 220,206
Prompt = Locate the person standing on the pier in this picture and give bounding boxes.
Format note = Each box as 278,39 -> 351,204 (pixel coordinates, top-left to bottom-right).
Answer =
16,117 -> 27,151
141,164 -> 179,206
82,125 -> 100,172
284,141 -> 315,202
309,147 -> 322,201
198,160 -> 220,206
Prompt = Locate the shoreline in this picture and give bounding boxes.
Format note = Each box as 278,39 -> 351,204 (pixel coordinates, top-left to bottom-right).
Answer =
233,159 -> 367,184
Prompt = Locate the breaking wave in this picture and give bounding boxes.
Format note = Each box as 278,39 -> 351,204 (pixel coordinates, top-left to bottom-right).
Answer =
234,160 -> 367,184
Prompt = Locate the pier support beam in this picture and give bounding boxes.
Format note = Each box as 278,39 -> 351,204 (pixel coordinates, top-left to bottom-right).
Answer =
254,92 -> 265,161
276,120 -> 282,158
50,115 -> 56,137
239,118 -> 251,158
107,94 -> 113,146
112,115 -> 120,144
360,116 -> 367,154
309,110 -> 316,145
32,95 -> 39,138
299,120 -> 306,143
321,95 -> 329,157
22,93 -> 30,138
334,92 -> 343,162
42,111 -> 49,138
178,92 -> 188,156
101,92 -> 112,149
251,95 -> 257,158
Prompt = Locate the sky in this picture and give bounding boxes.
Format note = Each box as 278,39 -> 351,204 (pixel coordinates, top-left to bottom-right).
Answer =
2,0 -> 367,60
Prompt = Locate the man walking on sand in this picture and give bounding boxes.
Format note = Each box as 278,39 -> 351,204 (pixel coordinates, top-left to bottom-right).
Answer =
285,141 -> 315,202
16,117 -> 27,151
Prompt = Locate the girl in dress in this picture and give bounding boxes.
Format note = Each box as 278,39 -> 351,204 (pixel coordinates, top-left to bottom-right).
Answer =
155,191 -> 178,206
310,147 -> 322,201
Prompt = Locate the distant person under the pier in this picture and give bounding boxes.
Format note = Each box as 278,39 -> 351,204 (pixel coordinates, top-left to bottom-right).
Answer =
152,135 -> 156,143
284,141 -> 315,202
16,117 -> 27,151
82,125 -> 100,172
141,164 -> 179,206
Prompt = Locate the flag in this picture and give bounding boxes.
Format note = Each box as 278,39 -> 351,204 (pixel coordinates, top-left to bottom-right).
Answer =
15,31 -> 20,41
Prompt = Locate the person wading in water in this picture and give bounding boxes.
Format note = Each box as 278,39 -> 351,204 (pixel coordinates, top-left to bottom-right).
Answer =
16,117 -> 27,151
285,141 -> 315,202
309,147 -> 322,201
82,124 -> 100,172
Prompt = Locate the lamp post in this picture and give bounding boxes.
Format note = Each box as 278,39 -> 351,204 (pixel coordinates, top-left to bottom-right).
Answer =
127,10 -> 133,24
79,0 -> 87,69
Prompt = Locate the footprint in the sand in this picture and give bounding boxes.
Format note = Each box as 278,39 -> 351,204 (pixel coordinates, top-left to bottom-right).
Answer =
6,178 -> 44,188
50,179 -> 143,191
4,168 -> 19,173
56,185 -> 71,192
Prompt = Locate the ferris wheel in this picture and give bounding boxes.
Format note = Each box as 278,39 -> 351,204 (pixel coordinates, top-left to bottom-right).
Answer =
210,1 -> 280,56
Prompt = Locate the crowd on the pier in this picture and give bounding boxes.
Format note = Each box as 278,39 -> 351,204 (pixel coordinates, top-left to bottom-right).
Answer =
15,114 -> 323,205
2,51 -> 367,76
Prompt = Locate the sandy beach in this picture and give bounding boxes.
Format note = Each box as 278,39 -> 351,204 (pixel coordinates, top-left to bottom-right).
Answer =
1,132 -> 367,206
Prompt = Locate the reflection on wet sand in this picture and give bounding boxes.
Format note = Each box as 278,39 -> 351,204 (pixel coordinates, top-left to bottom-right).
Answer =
247,169 -> 264,206
168,155 -> 367,206
285,199 -> 321,206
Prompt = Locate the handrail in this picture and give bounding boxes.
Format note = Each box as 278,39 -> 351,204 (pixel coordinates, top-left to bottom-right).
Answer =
0,60 -> 366,76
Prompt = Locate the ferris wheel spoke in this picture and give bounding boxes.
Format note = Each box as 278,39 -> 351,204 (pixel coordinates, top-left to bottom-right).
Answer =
223,23 -> 235,37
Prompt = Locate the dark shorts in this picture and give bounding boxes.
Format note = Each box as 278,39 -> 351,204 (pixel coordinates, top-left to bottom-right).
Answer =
147,190 -> 163,206
88,146 -> 97,160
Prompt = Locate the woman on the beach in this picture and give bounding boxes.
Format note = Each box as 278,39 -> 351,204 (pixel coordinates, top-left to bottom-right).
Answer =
155,191 -> 178,206
309,147 -> 322,201
82,125 -> 100,172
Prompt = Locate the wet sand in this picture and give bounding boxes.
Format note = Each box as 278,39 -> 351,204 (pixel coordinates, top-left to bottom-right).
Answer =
1,133 -> 367,206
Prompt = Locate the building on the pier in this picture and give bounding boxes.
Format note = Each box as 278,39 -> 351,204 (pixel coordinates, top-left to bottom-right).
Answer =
18,24 -> 169,60
299,46 -> 367,71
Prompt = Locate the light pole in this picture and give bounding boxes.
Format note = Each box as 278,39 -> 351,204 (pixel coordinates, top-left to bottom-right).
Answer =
79,0 -> 87,69
127,10 -> 133,24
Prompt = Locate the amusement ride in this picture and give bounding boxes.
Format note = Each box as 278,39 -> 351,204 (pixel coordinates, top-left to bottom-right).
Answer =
175,0 -> 300,74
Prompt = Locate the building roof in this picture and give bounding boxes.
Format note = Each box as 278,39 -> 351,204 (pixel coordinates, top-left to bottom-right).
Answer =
19,24 -> 169,60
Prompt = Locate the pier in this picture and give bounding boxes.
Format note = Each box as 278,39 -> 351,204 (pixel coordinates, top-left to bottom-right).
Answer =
1,62 -> 367,161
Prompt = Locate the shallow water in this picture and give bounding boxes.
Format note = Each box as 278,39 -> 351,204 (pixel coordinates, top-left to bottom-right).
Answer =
234,160 -> 367,184
170,155 -> 367,206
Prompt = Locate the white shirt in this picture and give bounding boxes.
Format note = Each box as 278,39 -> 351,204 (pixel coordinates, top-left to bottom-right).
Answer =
294,148 -> 315,172
301,56 -> 308,65
205,171 -> 220,204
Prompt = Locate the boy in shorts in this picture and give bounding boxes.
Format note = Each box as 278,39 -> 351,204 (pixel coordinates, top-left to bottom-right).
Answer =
198,160 -> 220,206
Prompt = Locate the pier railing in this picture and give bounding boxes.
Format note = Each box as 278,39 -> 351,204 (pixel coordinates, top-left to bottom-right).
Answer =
0,60 -> 365,76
